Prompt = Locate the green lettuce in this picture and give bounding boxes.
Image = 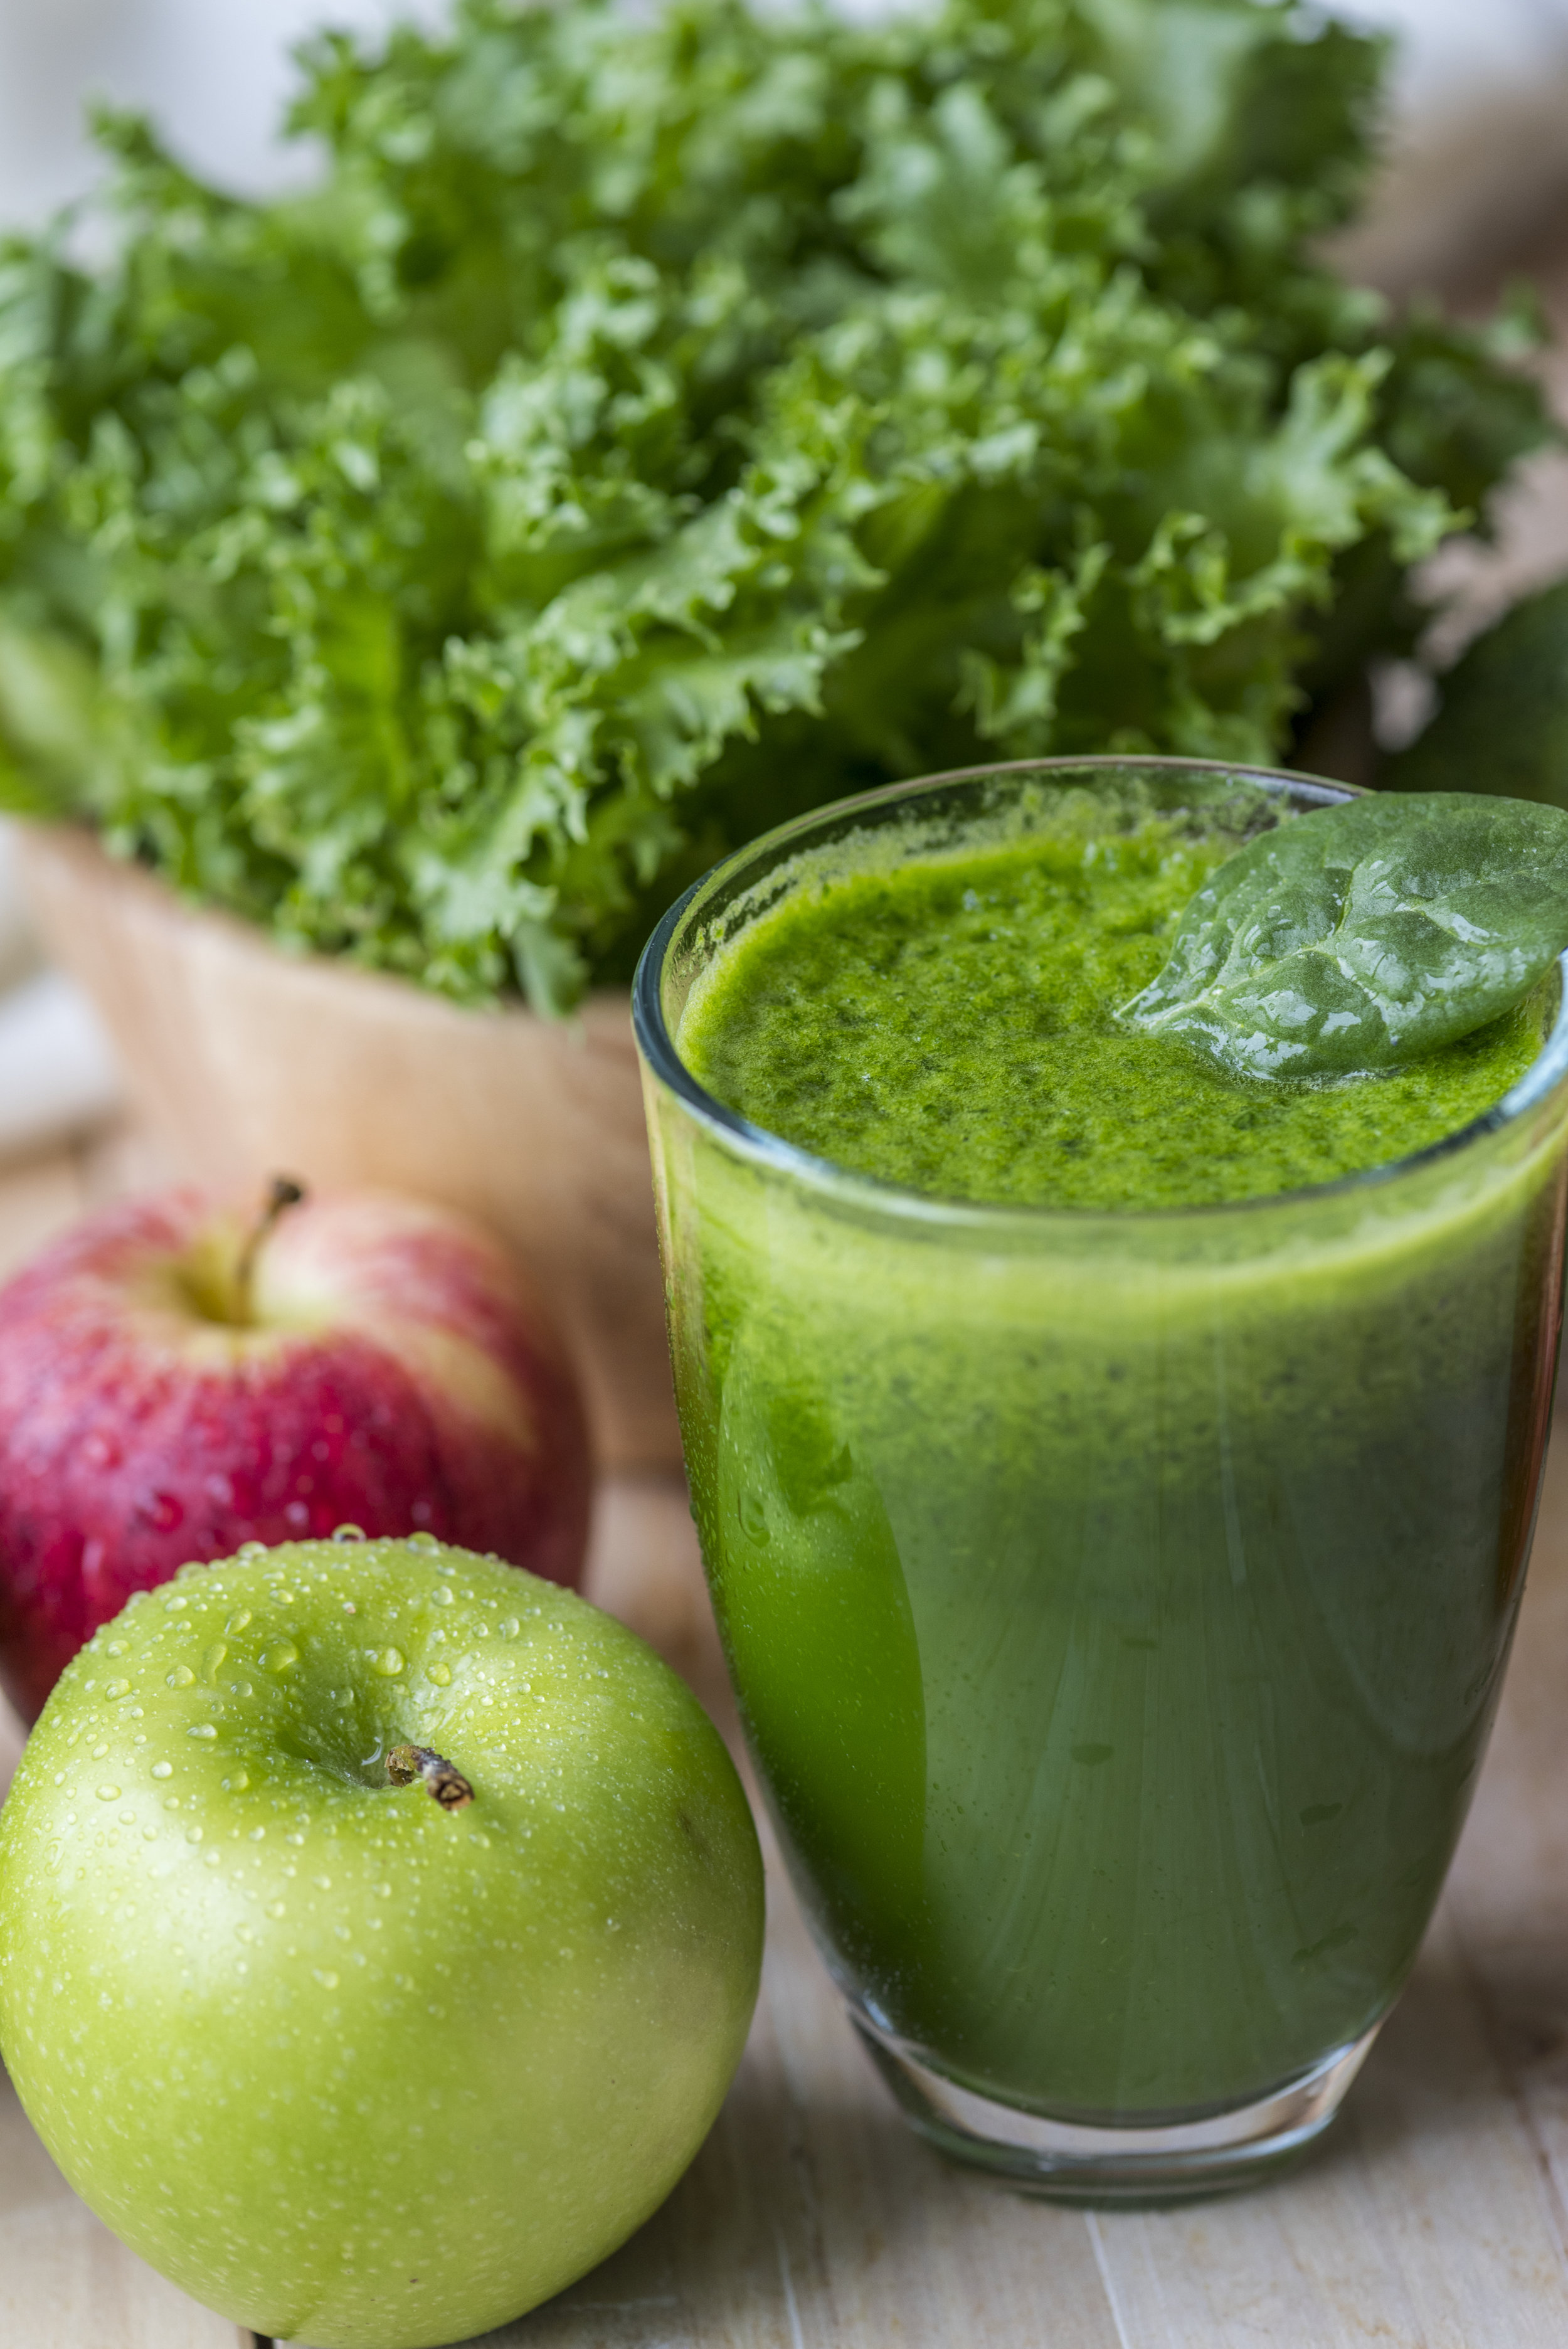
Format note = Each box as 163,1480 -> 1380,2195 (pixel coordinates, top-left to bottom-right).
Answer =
0,0 -> 1551,1009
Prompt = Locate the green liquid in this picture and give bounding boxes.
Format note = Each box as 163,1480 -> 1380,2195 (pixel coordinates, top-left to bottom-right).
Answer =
681,816 -> 1540,1211
655,785 -> 1568,2122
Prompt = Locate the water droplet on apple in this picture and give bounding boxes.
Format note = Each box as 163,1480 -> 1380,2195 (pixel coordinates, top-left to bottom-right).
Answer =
238,1542 -> 267,1558
374,1648 -> 406,1678
104,1640 -> 126,1658
142,1827 -> 157,1842
261,1642 -> 299,1674
202,1643 -> 228,1683
188,1726 -> 217,1741
225,1610 -> 253,1634
186,1827 -> 203,1844
315,1875 -> 333,1891
268,1900 -> 286,1919
151,1761 -> 172,1779
250,1826 -> 266,1841
103,1679 -> 130,1700
43,1843 -> 61,1874
409,1530 -> 439,1551
119,1811 -> 135,1826
332,1524 -> 366,1544
223,1771 -> 250,1793
314,1969 -> 339,1990
499,1617 -> 519,1640
429,1586 -> 453,1608
166,1666 -> 195,1689
426,1662 -> 452,1687
93,1742 -> 109,1759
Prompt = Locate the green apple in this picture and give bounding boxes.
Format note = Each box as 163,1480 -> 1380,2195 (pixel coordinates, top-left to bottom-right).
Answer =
0,1536 -> 764,2349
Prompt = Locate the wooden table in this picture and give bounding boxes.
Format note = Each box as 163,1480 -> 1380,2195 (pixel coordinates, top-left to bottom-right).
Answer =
6,1127 -> 1568,2349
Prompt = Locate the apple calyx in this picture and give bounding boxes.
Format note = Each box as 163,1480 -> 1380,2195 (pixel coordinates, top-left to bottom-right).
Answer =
386,1743 -> 474,1810
228,1175 -> 307,1324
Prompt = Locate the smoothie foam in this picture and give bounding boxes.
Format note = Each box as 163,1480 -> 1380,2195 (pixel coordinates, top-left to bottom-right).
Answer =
678,783 -> 1540,1211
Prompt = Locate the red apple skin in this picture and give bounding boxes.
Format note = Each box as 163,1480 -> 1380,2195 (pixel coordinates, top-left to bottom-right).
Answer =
0,1187 -> 592,1722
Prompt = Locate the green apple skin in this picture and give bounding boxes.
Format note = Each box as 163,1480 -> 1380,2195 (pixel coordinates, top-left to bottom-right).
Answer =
0,1537 -> 765,2349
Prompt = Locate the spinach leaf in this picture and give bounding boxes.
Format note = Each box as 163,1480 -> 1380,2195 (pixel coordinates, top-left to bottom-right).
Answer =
1120,793 -> 1568,1081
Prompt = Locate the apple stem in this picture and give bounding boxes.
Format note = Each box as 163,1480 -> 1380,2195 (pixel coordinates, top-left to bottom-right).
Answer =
232,1175 -> 306,1323
386,1744 -> 474,1810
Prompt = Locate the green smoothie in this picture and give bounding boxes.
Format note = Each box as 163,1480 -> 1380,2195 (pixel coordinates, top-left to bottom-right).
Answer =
642,769 -> 1568,2136
679,810 -> 1541,1211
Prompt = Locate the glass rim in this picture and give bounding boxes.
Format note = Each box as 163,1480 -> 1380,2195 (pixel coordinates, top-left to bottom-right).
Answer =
631,753 -> 1568,1232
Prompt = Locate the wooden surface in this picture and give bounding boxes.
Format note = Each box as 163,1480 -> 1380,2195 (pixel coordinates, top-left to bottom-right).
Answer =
6,1128 -> 1568,2348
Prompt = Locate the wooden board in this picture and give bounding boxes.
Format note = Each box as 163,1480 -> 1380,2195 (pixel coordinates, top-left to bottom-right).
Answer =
7,1130 -> 1568,2347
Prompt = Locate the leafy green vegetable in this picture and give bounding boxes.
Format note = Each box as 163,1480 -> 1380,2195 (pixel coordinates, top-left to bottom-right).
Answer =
1121,792 -> 1568,1080
0,0 -> 1551,1010
1385,578 -> 1568,810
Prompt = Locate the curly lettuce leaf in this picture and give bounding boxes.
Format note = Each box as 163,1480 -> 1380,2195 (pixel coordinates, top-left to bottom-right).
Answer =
0,0 -> 1550,1010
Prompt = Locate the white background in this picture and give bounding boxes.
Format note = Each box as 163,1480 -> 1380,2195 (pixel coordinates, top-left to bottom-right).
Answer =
0,0 -> 435,228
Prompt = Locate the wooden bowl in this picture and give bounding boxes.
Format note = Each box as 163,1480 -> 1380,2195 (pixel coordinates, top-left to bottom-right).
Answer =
15,824 -> 681,1473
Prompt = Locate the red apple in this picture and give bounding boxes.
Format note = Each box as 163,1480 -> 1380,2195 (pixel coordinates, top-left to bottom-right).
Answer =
0,1182 -> 591,1721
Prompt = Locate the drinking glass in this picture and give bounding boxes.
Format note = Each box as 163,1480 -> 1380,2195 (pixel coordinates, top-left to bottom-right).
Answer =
632,758 -> 1568,2200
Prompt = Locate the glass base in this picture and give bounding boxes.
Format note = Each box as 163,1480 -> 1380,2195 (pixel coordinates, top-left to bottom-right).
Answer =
852,2015 -> 1384,2205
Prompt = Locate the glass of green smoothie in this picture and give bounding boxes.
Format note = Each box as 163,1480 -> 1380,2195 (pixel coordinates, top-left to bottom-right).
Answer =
632,758 -> 1568,2200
